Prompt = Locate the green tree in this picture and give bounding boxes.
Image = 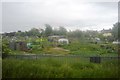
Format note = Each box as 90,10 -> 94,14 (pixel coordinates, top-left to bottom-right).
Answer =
2,40 -> 11,58
112,22 -> 120,40
58,26 -> 67,35
67,29 -> 84,42
15,31 -> 27,37
44,24 -> 53,36
53,28 -> 59,35
27,28 -> 40,36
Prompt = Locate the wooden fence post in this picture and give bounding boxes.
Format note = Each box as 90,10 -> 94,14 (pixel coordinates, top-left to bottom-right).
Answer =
36,54 -> 37,60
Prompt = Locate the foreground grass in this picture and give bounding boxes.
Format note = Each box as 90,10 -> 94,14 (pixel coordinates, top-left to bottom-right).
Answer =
2,58 -> 119,78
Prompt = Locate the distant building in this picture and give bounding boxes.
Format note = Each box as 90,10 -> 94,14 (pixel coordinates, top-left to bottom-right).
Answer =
3,32 -> 16,37
103,33 -> 112,37
48,35 -> 69,46
18,30 -> 22,32
101,29 -> 112,37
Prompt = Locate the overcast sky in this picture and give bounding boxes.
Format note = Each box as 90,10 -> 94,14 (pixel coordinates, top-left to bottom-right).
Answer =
2,0 -> 118,33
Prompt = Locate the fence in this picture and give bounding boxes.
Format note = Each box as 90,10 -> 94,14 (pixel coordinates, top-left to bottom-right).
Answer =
4,54 -> 120,63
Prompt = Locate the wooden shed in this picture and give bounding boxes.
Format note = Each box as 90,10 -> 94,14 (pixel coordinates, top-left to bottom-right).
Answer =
9,41 -> 27,51
16,42 -> 27,51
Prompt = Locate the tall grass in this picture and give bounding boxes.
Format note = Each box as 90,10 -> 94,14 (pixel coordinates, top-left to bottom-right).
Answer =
2,58 -> 118,78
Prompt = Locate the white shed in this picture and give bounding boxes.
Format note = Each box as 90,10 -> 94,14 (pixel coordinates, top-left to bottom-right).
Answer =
112,40 -> 120,44
58,38 -> 69,44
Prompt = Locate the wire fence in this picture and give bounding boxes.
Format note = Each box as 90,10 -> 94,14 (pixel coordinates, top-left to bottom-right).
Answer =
4,54 -> 120,63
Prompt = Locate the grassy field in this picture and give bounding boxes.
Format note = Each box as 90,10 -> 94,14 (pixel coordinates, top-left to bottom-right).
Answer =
8,40 -> 118,57
2,39 -> 119,78
2,58 -> 119,78
60,42 -> 118,57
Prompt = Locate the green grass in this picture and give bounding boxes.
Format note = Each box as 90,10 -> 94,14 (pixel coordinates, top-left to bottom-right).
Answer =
8,40 -> 118,57
3,41 -> 118,78
60,42 -> 118,57
2,58 -> 119,78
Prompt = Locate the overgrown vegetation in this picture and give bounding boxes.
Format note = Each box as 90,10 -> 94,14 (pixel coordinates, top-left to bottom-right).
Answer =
2,22 -> 119,55
60,42 -> 118,56
1,22 -> 119,78
2,58 -> 118,78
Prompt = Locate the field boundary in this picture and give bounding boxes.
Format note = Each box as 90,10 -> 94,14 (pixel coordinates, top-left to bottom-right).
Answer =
3,54 -> 120,63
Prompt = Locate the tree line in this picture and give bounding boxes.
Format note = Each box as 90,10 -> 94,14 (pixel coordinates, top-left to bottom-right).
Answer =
2,22 -> 120,42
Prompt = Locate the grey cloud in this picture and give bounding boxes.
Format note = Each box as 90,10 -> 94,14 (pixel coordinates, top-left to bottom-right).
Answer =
2,1 -> 118,32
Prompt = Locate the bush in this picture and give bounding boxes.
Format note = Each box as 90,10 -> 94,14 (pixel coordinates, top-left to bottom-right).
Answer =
2,42 -> 12,58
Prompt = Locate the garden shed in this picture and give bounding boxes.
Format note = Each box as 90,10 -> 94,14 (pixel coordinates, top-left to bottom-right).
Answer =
112,40 -> 120,44
58,38 -> 69,44
9,41 -> 27,51
16,42 -> 27,51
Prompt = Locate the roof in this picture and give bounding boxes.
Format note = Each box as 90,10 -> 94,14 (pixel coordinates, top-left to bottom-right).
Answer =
48,35 -> 65,38
100,29 -> 112,33
58,38 -> 69,41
